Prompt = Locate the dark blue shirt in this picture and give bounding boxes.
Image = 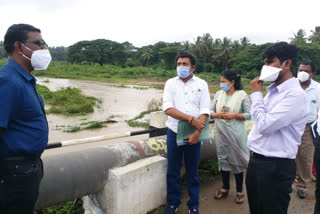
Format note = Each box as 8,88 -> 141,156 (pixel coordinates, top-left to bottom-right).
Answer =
0,59 -> 48,157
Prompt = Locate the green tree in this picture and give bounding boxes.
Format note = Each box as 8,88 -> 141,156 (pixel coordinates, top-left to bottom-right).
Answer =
231,43 -> 270,78
0,41 -> 7,58
49,46 -> 68,61
295,43 -> 320,74
158,43 -> 182,69
140,47 -> 153,66
240,37 -> 251,48
67,39 -> 127,66
213,37 -> 235,71
290,29 -> 307,46
309,26 -> 320,47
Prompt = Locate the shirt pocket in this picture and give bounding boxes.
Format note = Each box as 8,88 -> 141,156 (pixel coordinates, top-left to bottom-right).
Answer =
189,88 -> 202,105
18,95 -> 43,121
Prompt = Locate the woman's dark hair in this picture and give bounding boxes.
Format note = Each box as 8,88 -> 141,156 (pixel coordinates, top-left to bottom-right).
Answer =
4,24 -> 41,55
221,70 -> 243,90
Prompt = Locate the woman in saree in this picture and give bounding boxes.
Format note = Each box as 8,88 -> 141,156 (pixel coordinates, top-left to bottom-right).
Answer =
211,70 -> 251,204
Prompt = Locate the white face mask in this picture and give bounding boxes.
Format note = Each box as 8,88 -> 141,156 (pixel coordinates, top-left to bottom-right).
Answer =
21,43 -> 52,70
259,65 -> 282,82
297,71 -> 310,82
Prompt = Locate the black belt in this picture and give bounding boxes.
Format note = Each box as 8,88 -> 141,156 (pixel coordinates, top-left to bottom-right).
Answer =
249,151 -> 286,160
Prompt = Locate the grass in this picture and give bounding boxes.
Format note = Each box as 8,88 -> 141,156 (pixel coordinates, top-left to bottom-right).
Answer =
36,85 -> 100,116
126,110 -> 155,129
64,121 -> 105,132
32,61 -> 176,82
36,199 -> 84,214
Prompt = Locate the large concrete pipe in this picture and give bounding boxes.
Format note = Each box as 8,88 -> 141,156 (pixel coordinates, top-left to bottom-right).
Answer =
35,137 -> 217,210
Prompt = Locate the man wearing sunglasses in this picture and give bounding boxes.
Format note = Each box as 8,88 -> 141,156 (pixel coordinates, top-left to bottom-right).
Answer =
0,24 -> 51,214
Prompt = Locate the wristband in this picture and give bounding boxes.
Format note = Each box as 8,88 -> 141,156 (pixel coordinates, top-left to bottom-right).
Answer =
188,116 -> 194,124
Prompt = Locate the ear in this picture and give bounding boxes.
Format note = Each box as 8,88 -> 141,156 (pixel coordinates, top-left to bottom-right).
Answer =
310,72 -> 315,78
190,65 -> 196,73
284,59 -> 292,70
14,42 -> 24,56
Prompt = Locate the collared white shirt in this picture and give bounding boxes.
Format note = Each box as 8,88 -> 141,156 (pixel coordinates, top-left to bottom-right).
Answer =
248,77 -> 307,159
304,79 -> 319,123
162,75 -> 211,133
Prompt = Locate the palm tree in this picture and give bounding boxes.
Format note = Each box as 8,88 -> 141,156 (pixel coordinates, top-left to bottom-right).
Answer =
213,37 -> 235,70
309,26 -> 320,46
240,37 -> 250,48
192,33 -> 215,63
182,41 -> 192,51
290,29 -> 307,45
232,40 -> 241,54
140,47 -> 153,66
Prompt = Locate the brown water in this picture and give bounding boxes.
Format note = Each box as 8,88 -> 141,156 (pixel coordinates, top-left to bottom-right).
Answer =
37,77 -> 163,147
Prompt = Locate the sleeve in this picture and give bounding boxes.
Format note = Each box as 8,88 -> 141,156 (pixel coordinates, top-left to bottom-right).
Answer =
162,80 -> 174,112
241,95 -> 252,120
250,90 -> 306,135
199,81 -> 211,116
211,91 -> 219,113
0,78 -> 18,128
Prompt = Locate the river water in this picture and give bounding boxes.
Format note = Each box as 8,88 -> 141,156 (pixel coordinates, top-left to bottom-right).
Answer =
37,77 -> 164,148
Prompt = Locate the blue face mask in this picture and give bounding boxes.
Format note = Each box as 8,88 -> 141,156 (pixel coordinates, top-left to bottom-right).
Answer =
177,66 -> 191,79
220,83 -> 230,92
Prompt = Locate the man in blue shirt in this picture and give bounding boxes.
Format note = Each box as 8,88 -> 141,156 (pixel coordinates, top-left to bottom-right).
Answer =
0,24 -> 51,214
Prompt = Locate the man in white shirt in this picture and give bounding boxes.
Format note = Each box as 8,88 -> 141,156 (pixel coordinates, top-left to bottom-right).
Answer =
246,42 -> 307,214
296,59 -> 319,199
162,51 -> 210,214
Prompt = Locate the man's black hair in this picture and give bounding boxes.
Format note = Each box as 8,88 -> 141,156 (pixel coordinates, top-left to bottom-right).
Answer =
175,51 -> 196,66
300,58 -> 316,73
4,24 -> 41,55
262,42 -> 297,66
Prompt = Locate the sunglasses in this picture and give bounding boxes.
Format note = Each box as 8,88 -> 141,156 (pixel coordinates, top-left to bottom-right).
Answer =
25,39 -> 48,48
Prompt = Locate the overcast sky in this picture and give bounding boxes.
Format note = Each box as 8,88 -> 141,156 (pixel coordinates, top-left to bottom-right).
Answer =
0,0 -> 319,48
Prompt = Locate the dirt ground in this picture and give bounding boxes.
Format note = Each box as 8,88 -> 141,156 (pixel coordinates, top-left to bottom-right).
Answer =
150,173 -> 316,214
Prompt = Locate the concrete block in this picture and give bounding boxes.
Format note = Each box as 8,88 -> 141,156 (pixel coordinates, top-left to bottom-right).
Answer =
97,155 -> 167,214
150,111 -> 167,128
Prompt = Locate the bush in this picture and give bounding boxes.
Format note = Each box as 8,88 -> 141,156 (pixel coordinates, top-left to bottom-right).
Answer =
36,85 -> 99,116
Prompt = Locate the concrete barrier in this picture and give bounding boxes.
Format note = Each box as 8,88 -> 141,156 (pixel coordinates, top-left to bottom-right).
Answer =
83,156 -> 167,214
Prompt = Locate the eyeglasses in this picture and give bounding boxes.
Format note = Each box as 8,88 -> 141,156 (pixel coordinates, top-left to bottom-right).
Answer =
25,40 -> 48,48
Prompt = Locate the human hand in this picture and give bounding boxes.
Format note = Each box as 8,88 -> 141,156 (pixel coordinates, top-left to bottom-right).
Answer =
185,132 -> 200,144
211,111 -> 224,119
250,77 -> 264,92
221,112 -> 236,120
191,118 -> 205,131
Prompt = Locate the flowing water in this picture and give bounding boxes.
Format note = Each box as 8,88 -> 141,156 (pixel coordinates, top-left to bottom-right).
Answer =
37,77 -> 164,155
